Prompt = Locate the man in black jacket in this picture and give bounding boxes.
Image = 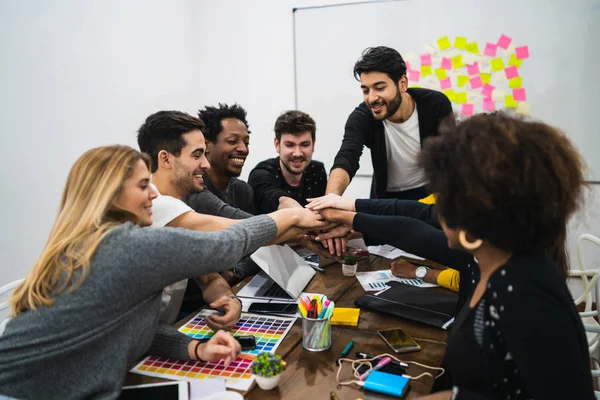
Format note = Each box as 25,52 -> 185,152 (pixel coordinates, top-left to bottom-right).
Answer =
327,46 -> 453,200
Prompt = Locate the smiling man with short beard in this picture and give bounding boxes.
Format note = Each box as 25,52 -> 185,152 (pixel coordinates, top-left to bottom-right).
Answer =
198,103 -> 256,214
248,110 -> 327,214
328,46 -> 453,201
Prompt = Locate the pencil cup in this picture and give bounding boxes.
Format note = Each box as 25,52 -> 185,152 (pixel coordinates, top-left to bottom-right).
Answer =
301,316 -> 331,352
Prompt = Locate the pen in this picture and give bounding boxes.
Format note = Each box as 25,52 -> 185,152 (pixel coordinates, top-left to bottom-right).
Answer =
358,356 -> 391,381
338,340 -> 354,360
355,352 -> 409,368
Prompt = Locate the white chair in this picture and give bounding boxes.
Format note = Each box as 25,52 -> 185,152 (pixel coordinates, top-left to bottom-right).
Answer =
571,234 -> 600,354
0,279 -> 24,312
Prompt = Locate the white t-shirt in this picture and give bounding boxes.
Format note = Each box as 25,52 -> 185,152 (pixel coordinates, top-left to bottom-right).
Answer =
151,183 -> 194,324
383,106 -> 428,192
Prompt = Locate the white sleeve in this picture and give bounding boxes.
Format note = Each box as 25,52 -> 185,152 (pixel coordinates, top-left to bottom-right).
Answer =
151,195 -> 193,227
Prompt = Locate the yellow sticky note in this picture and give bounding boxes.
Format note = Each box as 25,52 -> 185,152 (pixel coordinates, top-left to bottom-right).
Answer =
467,91 -> 482,106
437,36 -> 451,50
451,55 -> 464,69
516,102 -> 531,115
480,73 -> 491,85
420,65 -> 432,77
331,308 -> 360,326
457,75 -> 469,87
490,58 -> 505,72
508,76 -> 523,89
466,42 -> 479,54
455,91 -> 467,104
505,95 -> 518,108
442,89 -> 456,102
410,84 -> 422,88
454,36 -> 467,50
435,68 -> 447,80
508,54 -> 523,68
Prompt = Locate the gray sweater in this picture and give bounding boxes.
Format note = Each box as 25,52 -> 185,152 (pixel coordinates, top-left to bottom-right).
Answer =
0,215 -> 277,400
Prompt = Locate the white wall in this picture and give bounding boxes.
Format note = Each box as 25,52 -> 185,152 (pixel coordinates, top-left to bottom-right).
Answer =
1,0 -> 598,310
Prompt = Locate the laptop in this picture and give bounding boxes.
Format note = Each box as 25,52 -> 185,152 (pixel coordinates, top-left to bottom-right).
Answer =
237,245 -> 316,301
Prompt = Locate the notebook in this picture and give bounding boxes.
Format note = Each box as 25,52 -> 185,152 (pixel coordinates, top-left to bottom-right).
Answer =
354,281 -> 458,330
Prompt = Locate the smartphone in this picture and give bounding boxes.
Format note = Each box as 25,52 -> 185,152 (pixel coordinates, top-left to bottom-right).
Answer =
248,302 -> 298,315
377,328 -> 421,354
234,335 -> 257,350
119,382 -> 188,400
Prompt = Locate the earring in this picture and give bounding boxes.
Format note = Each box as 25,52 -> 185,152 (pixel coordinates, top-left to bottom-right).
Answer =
459,230 -> 483,250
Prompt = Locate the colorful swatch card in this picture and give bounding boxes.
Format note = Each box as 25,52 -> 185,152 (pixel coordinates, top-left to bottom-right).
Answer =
131,311 -> 296,391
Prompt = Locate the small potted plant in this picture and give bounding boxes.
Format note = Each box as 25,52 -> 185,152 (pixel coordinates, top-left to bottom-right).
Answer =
342,255 -> 358,276
251,352 -> 285,390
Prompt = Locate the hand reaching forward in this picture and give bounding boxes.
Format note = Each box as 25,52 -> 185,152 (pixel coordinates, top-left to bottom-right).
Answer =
306,194 -> 356,212
193,330 -> 241,366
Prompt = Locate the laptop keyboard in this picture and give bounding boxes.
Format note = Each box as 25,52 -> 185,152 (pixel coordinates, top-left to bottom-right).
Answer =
263,282 -> 293,299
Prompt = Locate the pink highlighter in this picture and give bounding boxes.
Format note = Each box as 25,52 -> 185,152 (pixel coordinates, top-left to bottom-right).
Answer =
358,357 -> 392,381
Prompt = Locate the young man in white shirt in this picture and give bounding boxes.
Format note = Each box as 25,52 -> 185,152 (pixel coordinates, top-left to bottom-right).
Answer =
137,111 -> 243,328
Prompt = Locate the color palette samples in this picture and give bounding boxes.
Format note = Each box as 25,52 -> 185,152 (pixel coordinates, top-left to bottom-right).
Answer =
131,312 -> 296,391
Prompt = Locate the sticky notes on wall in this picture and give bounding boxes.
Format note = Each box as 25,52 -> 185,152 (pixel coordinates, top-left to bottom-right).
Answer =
437,36 -> 452,50
515,46 -> 529,59
505,95 -> 518,108
516,102 -> 531,115
454,36 -> 467,50
497,34 -> 512,49
461,103 -> 474,116
466,42 -> 479,53
484,42 -> 498,57
410,34 -> 530,116
508,76 -> 523,89
490,58 -> 505,72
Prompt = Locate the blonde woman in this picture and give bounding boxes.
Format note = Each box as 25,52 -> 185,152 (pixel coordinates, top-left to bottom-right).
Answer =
0,145 -> 325,400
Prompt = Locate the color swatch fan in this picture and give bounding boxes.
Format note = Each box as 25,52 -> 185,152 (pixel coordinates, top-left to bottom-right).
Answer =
131,311 -> 296,391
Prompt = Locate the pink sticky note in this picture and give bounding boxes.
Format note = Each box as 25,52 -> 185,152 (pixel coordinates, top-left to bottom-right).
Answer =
466,63 -> 480,76
461,104 -> 474,116
484,42 -> 498,57
469,76 -> 483,89
497,34 -> 512,49
513,88 -> 527,101
481,84 -> 495,98
420,54 -> 432,66
405,61 -> 411,70
483,98 -> 496,111
439,78 -> 452,90
515,46 -> 529,59
408,70 -> 421,82
505,66 -> 519,79
441,57 -> 452,69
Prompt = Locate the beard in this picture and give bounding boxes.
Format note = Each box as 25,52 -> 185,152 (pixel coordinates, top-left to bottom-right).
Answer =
281,157 -> 306,176
370,85 -> 402,120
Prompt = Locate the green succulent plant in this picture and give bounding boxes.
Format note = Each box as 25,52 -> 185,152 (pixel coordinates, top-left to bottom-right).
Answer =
250,352 -> 284,377
343,255 -> 357,265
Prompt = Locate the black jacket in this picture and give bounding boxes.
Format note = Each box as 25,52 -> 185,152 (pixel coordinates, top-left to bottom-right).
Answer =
332,88 -> 453,198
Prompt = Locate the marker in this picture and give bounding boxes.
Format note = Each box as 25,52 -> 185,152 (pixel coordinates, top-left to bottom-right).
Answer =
338,340 -> 354,360
358,357 -> 391,381
318,300 -> 331,319
355,352 -> 409,368
330,391 -> 340,400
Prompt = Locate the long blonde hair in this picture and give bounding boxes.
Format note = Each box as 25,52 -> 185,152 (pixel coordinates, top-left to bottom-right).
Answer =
10,145 -> 151,316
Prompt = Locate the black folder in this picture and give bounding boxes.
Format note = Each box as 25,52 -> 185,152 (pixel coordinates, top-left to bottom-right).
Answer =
354,281 -> 458,330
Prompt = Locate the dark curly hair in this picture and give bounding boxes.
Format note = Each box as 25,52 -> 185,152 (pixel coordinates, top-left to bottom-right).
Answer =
420,113 -> 585,263
198,103 -> 249,143
137,111 -> 206,173
353,46 -> 407,82
274,110 -> 316,142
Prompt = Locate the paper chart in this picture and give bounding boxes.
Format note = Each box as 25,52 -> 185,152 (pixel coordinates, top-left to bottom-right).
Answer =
131,311 -> 296,391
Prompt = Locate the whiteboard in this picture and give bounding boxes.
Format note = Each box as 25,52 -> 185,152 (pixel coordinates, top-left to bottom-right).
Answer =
294,0 -> 600,180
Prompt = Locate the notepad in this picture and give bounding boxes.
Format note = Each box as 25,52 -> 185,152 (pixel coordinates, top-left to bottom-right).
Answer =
331,307 -> 360,326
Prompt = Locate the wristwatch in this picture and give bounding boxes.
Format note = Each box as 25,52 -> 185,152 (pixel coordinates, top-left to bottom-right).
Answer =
230,294 -> 243,308
415,266 -> 428,279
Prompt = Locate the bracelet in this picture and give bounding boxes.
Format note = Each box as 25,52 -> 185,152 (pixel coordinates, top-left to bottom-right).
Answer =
194,340 -> 205,362
230,294 -> 242,308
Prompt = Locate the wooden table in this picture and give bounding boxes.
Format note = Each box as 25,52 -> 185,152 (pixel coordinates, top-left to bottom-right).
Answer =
126,256 -> 450,398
